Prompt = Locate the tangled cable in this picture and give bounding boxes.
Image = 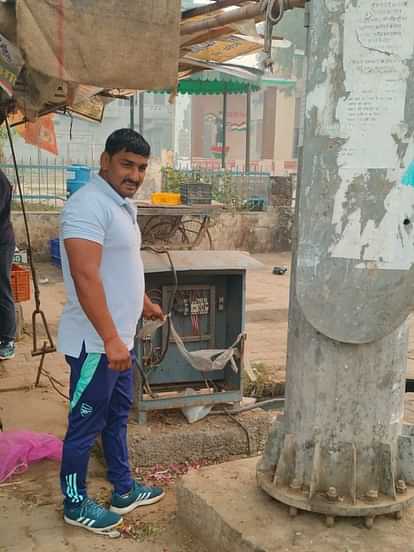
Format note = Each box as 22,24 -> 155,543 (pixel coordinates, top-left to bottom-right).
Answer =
260,0 -> 287,69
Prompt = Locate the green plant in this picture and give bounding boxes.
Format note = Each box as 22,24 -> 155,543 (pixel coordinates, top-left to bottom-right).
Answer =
161,166 -> 186,192
161,166 -> 244,209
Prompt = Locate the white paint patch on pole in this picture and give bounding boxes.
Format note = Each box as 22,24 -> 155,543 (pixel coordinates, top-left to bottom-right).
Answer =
328,0 -> 414,270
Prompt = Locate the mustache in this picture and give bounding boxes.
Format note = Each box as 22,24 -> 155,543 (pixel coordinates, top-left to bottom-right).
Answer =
122,179 -> 140,186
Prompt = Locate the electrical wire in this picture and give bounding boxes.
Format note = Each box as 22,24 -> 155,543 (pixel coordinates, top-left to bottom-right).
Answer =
142,246 -> 178,314
138,246 -> 179,394
209,397 -> 285,415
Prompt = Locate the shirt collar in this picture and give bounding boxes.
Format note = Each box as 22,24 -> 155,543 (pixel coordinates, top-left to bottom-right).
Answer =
91,173 -> 129,207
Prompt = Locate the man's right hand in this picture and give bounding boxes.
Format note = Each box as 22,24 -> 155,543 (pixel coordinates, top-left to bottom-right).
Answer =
104,335 -> 131,371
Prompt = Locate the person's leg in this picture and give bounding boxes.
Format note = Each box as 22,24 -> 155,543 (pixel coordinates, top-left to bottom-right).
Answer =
101,362 -> 134,495
105,352 -> 164,515
60,346 -> 122,533
0,239 -> 16,357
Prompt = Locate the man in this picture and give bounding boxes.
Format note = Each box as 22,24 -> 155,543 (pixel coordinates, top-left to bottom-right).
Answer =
58,129 -> 164,536
0,169 -> 16,361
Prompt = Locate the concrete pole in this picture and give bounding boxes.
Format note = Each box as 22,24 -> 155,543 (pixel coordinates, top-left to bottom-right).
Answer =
258,0 -> 414,528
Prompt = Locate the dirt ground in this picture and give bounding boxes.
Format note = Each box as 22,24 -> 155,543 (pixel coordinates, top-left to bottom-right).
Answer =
1,251 -> 414,551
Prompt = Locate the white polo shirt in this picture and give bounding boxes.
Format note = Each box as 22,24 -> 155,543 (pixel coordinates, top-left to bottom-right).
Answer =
57,174 -> 144,357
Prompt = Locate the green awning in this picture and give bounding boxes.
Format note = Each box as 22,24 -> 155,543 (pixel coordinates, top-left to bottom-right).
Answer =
155,70 -> 260,95
153,69 -> 296,96
177,71 -> 261,95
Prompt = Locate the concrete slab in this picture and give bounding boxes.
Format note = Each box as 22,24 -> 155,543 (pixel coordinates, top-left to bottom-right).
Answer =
127,410 -> 275,467
177,457 -> 414,552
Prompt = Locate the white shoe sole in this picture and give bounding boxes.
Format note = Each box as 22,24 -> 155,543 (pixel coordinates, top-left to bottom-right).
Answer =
0,353 -> 15,361
64,515 -> 123,538
109,491 -> 165,515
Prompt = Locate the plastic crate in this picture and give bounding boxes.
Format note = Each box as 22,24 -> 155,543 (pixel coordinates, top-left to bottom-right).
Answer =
66,164 -> 91,197
242,196 -> 266,212
180,182 -> 212,205
11,264 -> 31,303
49,238 -> 61,268
151,192 -> 181,205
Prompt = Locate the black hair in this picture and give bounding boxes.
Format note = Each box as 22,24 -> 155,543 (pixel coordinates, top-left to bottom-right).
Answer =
104,128 -> 151,158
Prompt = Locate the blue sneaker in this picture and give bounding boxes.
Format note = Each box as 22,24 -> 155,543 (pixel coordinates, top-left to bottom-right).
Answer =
0,340 -> 15,360
64,497 -> 123,536
110,480 -> 165,515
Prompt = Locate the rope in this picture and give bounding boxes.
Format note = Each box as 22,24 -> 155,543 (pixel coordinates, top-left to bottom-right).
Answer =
3,116 -> 60,400
4,117 -> 55,357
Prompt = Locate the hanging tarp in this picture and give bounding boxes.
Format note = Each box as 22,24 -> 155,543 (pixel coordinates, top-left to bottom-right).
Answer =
16,0 -> 181,90
0,32 -> 24,96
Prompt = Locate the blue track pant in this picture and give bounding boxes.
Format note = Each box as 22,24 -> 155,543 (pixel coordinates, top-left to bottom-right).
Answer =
60,344 -> 134,505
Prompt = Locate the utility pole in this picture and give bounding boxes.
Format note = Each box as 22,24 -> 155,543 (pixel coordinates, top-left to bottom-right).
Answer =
138,92 -> 144,135
245,90 -> 251,173
129,94 -> 135,130
221,91 -> 227,170
258,0 -> 414,528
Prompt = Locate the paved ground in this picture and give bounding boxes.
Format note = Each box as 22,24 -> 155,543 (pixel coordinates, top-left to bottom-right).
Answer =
2,252 -> 414,551
0,253 -> 288,552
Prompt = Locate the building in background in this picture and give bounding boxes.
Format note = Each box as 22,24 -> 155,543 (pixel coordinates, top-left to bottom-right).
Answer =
3,93 -> 174,165
3,7 -> 306,176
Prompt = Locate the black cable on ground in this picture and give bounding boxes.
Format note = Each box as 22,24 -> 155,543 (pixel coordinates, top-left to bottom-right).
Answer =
222,408 -> 253,456
209,397 -> 285,416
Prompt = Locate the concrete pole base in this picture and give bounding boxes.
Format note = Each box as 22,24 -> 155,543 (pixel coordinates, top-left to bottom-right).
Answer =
257,468 -> 414,529
257,420 -> 414,528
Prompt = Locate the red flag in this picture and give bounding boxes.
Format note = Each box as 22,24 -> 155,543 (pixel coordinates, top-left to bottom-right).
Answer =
16,114 -> 58,156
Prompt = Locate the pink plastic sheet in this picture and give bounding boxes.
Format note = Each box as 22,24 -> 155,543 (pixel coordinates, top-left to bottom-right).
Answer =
0,431 -> 62,483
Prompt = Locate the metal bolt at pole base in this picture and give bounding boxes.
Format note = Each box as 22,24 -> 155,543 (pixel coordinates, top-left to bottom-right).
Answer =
257,0 -> 414,527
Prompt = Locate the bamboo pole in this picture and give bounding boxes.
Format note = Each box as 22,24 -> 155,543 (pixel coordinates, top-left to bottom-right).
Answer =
180,0 -> 305,36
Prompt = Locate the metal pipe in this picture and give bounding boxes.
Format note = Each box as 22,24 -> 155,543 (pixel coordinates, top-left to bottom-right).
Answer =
129,94 -> 135,130
180,0 -> 305,36
245,90 -> 251,173
181,0 -> 251,20
138,92 -> 144,134
221,91 -> 227,170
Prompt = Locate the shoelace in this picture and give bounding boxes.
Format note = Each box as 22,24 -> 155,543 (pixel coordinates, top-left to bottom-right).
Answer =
81,498 -> 107,520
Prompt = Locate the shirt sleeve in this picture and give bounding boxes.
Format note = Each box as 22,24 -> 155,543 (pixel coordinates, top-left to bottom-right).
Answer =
61,193 -> 108,245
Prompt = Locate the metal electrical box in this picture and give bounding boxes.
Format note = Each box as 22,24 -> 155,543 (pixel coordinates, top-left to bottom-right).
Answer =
134,250 -> 261,423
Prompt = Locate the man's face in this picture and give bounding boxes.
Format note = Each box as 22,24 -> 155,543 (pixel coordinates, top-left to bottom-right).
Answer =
100,149 -> 149,198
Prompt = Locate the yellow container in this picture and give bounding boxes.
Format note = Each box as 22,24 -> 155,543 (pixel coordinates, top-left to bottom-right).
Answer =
151,192 -> 181,205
